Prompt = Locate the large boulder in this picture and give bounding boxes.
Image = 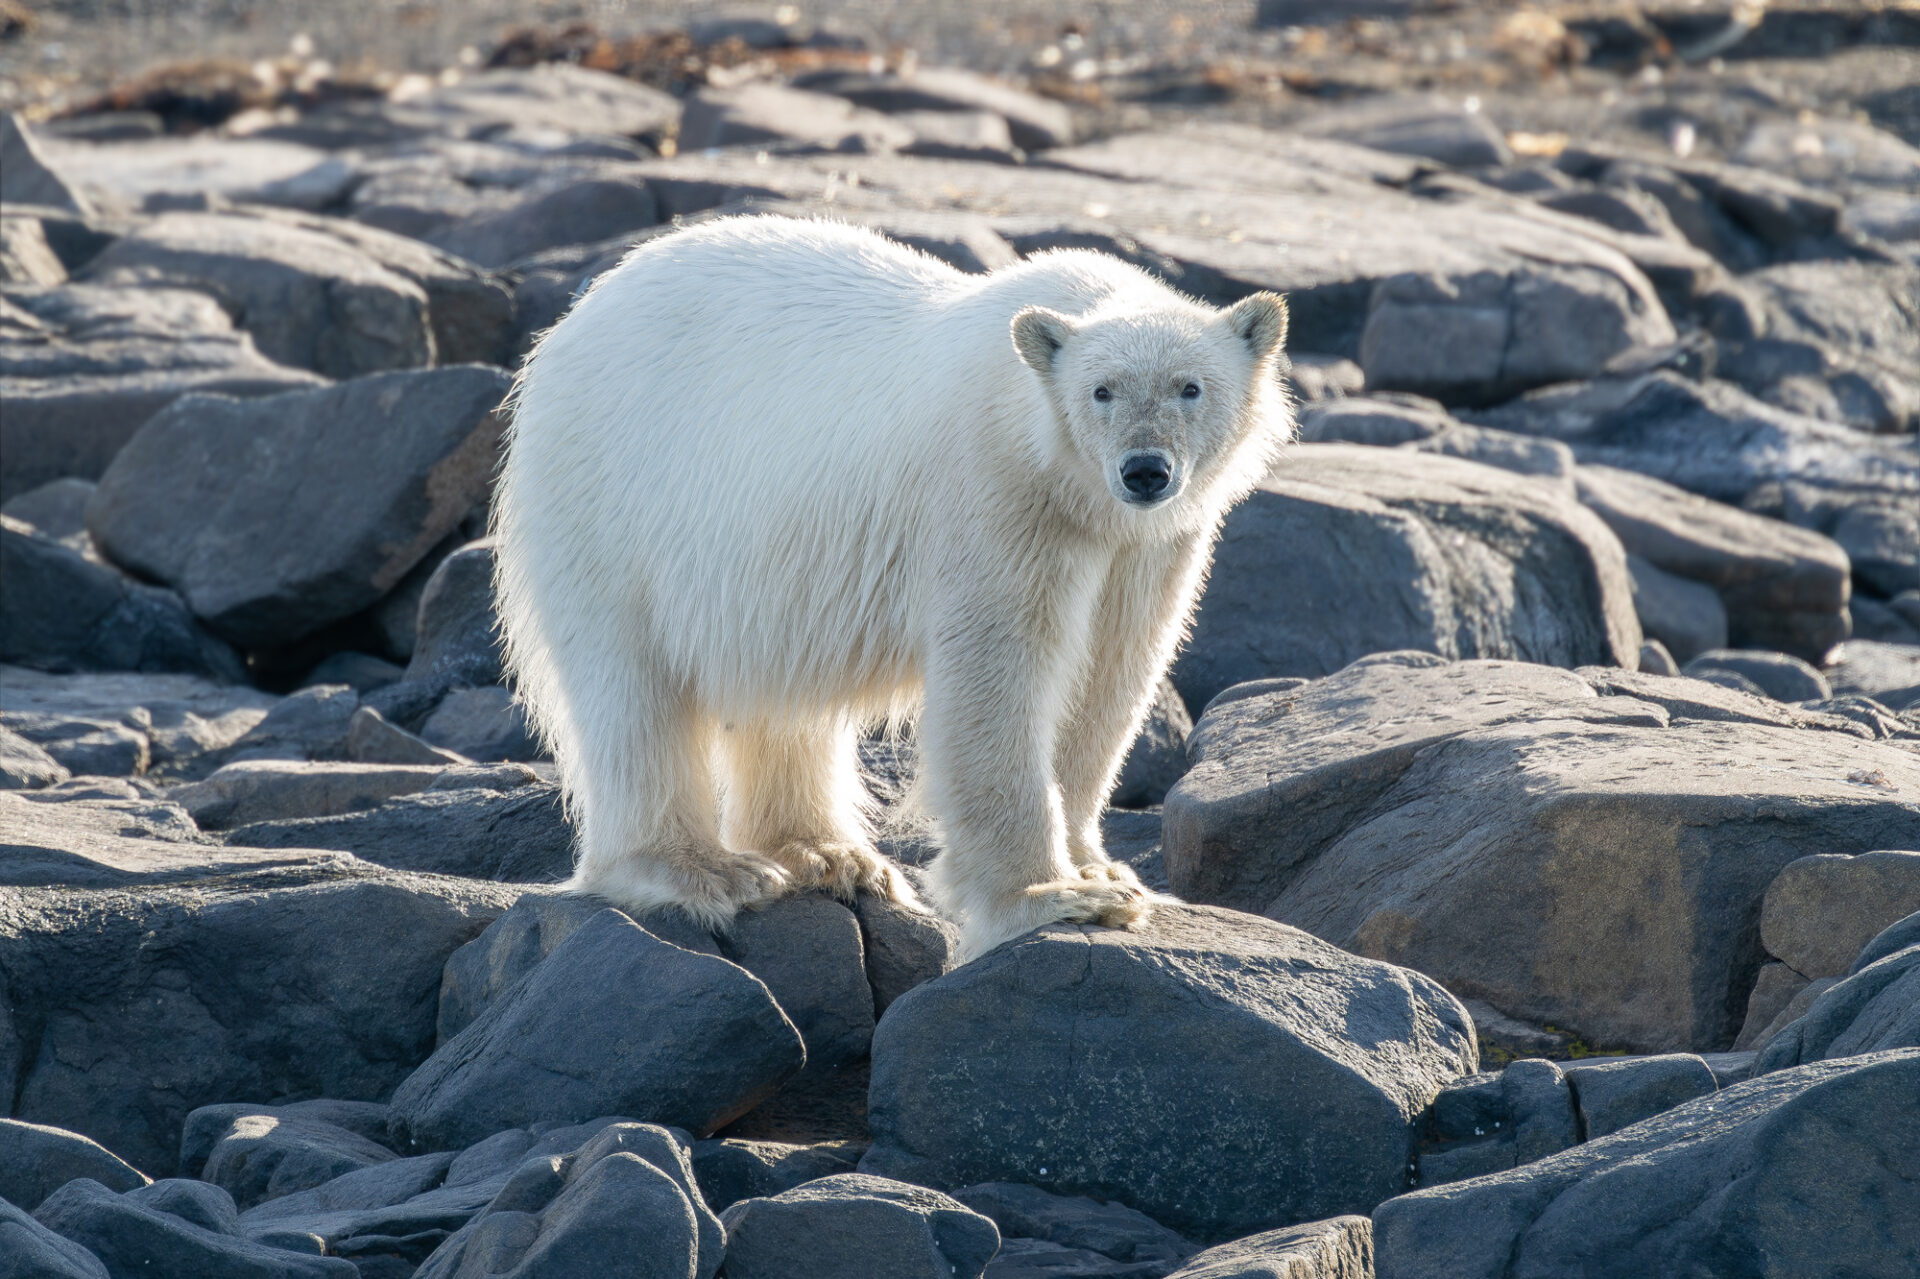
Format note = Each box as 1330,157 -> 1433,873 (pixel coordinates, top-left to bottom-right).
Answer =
1,516 -> 245,678
863,904 -> 1475,1243
1170,445 -> 1640,713
0,284 -> 324,502
1372,1050 -> 1920,1279
0,852 -> 518,1174
1575,463 -> 1851,662
720,1174 -> 1001,1279
86,365 -> 509,648
1761,851 -> 1920,980
1164,658 -> 1920,1052
387,907 -> 805,1151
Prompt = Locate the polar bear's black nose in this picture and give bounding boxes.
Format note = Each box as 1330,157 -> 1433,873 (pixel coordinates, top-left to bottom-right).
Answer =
1120,452 -> 1172,501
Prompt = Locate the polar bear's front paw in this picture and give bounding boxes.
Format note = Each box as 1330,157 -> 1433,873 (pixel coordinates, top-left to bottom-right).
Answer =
572,847 -> 791,933
958,872 -> 1154,960
766,840 -> 924,910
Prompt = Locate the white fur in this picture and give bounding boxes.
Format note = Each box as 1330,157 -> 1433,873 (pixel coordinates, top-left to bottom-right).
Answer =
493,215 -> 1292,958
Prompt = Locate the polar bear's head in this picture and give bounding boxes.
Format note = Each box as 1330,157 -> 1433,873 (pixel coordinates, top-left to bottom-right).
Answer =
1011,291 -> 1290,517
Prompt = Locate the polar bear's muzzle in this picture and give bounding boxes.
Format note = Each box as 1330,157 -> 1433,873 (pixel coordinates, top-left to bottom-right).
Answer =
1117,450 -> 1178,506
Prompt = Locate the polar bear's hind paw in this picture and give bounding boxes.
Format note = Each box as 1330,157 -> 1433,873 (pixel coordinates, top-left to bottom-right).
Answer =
767,839 -> 925,911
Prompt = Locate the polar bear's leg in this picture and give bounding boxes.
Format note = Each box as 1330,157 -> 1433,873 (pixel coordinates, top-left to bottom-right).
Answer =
1054,534 -> 1210,881
919,592 -> 1153,960
564,668 -> 788,931
718,718 -> 919,906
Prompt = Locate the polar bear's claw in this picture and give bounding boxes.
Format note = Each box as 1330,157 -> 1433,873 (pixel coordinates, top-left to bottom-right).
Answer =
767,840 -> 924,910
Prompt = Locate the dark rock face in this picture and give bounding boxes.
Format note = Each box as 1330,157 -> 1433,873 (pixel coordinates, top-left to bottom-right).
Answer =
33,1175 -> 358,1279
1373,1050 -> 1920,1279
0,1118 -> 150,1211
412,1122 -> 723,1279
399,539 -> 503,697
1,517 -> 245,678
690,1137 -> 865,1212
1162,1216 -> 1373,1279
86,365 -> 509,648
720,1173 -> 1002,1279
0,284 -> 324,503
952,1181 -> 1197,1272
1754,938 -> 1920,1072
387,907 -> 805,1151
0,859 -> 518,1174
1170,445 -> 1641,713
863,904 -> 1475,1243
0,1195 -> 111,1279
1165,658 -> 1920,1053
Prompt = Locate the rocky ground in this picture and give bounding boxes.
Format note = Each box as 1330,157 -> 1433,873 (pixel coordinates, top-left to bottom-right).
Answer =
3,2 -> 1920,1277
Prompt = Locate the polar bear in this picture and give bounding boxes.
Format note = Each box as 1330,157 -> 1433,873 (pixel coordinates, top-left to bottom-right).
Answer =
494,215 -> 1292,958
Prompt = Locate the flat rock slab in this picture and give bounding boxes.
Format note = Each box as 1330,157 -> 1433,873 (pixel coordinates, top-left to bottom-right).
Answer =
1165,658 -> 1920,1052
0,859 -> 518,1174
86,364 -> 509,648
170,759 -> 449,830
1171,445 -> 1640,713
1372,1050 -> 1920,1279
388,907 -> 804,1151
0,283 -> 323,503
863,903 -> 1475,1243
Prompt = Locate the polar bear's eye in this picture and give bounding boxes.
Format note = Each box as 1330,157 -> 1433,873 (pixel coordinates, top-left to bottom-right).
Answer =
1182,383 -> 1201,399
1093,386 -> 1111,402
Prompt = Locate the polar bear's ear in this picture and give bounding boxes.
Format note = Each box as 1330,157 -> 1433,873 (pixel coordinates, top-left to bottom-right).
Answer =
1227,292 -> 1289,360
1011,307 -> 1075,375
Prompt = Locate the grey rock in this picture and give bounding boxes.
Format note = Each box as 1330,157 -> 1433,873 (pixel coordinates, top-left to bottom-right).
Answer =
682,83 -> 915,154
414,1121 -> 720,1279
180,1100 -> 393,1181
1755,944 -> 1920,1071
33,1176 -> 356,1279
0,666 -> 277,782
171,759 -> 448,830
0,724 -> 68,789
390,64 -> 678,147
36,133 -> 350,213
429,175 -> 659,270
1562,1053 -> 1718,1139
86,365 -> 509,648
864,904 -> 1474,1242
1408,423 -> 1575,480
1305,97 -> 1511,168
852,891 -> 958,1014
1165,658 -> 1920,1052
1,476 -> 95,550
1295,395 -> 1451,447
1826,640 -> 1920,710
213,684 -> 361,764
898,109 -> 1020,162
1288,354 -> 1367,404
986,1236 -> 1173,1278
78,212 -> 436,378
1762,851 -> 1920,981
123,1179 -> 240,1236
690,1138 -> 865,1213
198,1111 -> 398,1210
402,539 -> 503,695
0,1196 -> 110,1279
720,1173 -> 1001,1279
1,859 -> 518,1173
0,284 -> 323,503
1,209 -> 69,285
1,114 -> 92,214
953,1182 -> 1195,1270
1372,1051 -> 1920,1279
0,1118 -> 149,1210
1636,638 -> 1680,676
799,66 -> 1074,150
1624,552 -> 1727,663
1171,445 -> 1641,713
1459,1000 -> 1575,1063
343,705 -> 465,766
1501,1059 -> 1579,1164
301,651 -> 404,694
1682,648 -> 1832,703
1162,1216 -> 1373,1279
5,706 -> 149,779
226,782 -> 572,883
1855,911 -> 1920,975
418,686 -> 541,762
726,893 -> 877,1074
388,907 -> 804,1151
1574,462 -> 1850,663
1735,962 -> 1812,1052
1112,677 -> 1190,808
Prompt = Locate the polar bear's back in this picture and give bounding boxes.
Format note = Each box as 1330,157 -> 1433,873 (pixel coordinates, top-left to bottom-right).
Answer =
497,215 -> 1169,711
